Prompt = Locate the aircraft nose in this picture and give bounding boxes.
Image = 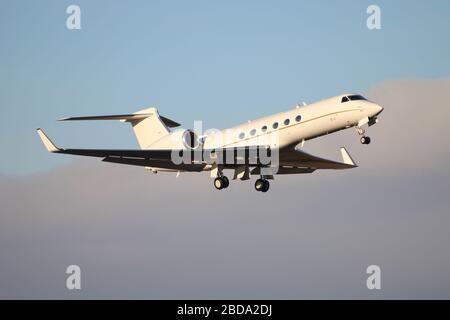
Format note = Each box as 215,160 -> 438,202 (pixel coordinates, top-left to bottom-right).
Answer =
370,103 -> 383,116
376,104 -> 384,115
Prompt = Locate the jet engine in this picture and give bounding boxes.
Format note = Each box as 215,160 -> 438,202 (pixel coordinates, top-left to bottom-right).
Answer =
181,129 -> 201,149
147,129 -> 203,149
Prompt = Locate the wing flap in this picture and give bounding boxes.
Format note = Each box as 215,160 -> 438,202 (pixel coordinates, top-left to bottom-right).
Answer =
56,148 -> 173,159
102,156 -> 206,171
251,167 -> 316,175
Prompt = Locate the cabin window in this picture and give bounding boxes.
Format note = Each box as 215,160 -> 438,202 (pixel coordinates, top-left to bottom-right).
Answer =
295,115 -> 302,122
284,119 -> 290,125
250,129 -> 256,136
261,125 -> 267,132
272,122 -> 279,129
341,96 -> 349,103
239,132 -> 245,139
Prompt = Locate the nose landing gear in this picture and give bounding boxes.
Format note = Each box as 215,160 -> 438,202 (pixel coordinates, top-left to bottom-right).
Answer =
360,136 -> 371,145
356,127 -> 371,145
255,178 -> 270,192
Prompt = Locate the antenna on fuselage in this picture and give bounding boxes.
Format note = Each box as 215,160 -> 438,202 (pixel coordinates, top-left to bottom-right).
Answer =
296,102 -> 308,109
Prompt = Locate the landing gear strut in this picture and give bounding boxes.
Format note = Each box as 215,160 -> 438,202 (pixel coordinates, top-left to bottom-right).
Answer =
213,175 -> 229,190
356,127 -> 371,145
255,178 -> 270,192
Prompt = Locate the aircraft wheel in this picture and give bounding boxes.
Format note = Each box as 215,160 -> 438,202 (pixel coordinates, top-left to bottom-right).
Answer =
261,180 -> 270,192
360,136 -> 371,144
214,177 -> 224,190
222,176 -> 229,188
255,179 -> 265,192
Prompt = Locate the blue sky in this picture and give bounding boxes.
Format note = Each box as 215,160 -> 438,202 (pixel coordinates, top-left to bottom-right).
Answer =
1,1 -> 450,299
1,0 -> 449,174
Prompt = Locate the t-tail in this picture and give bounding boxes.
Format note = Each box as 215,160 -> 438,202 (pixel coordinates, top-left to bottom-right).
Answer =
59,108 -> 180,149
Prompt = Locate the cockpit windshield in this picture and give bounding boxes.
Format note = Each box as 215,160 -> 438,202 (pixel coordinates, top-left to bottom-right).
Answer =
348,95 -> 367,101
341,95 -> 367,103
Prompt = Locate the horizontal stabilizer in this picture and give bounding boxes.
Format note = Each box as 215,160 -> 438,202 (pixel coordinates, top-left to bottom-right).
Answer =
59,114 -> 147,121
59,113 -> 180,128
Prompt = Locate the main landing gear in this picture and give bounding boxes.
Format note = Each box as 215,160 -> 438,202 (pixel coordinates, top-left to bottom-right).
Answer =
212,173 -> 270,192
356,127 -> 371,145
254,178 -> 270,193
213,175 -> 229,190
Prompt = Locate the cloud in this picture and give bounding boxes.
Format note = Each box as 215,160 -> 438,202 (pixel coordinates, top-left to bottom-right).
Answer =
1,78 -> 450,299
367,77 -> 450,170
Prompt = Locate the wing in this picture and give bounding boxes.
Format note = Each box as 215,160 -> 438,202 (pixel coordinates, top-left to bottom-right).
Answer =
278,147 -> 357,170
36,129 -> 270,172
37,129 -> 356,172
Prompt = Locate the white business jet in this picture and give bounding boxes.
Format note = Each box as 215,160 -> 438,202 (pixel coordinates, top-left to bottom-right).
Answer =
37,94 -> 383,192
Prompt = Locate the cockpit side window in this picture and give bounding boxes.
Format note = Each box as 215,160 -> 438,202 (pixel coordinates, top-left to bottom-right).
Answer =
341,96 -> 349,103
348,94 -> 367,101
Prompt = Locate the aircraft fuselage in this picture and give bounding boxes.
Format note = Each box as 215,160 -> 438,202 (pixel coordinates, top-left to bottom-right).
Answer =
204,93 -> 383,150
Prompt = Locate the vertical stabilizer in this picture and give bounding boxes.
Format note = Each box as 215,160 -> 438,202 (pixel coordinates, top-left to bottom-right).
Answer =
129,108 -> 170,149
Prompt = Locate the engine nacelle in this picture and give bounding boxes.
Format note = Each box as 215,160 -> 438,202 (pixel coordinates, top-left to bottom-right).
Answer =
182,129 -> 201,149
147,129 -> 202,150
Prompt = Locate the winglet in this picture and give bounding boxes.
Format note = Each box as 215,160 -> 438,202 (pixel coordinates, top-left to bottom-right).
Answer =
340,147 -> 357,167
36,128 -> 60,152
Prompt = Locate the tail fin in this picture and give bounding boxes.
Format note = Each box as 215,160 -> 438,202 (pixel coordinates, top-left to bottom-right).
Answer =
60,107 -> 180,149
128,108 -> 171,148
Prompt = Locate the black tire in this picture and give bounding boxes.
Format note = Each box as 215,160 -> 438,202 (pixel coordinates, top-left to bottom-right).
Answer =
365,136 -> 371,144
214,177 -> 223,190
261,180 -> 270,192
255,179 -> 264,191
360,136 -> 367,144
222,176 -> 229,188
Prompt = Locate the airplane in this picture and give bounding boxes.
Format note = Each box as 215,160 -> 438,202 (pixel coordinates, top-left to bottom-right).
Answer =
37,93 -> 383,192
